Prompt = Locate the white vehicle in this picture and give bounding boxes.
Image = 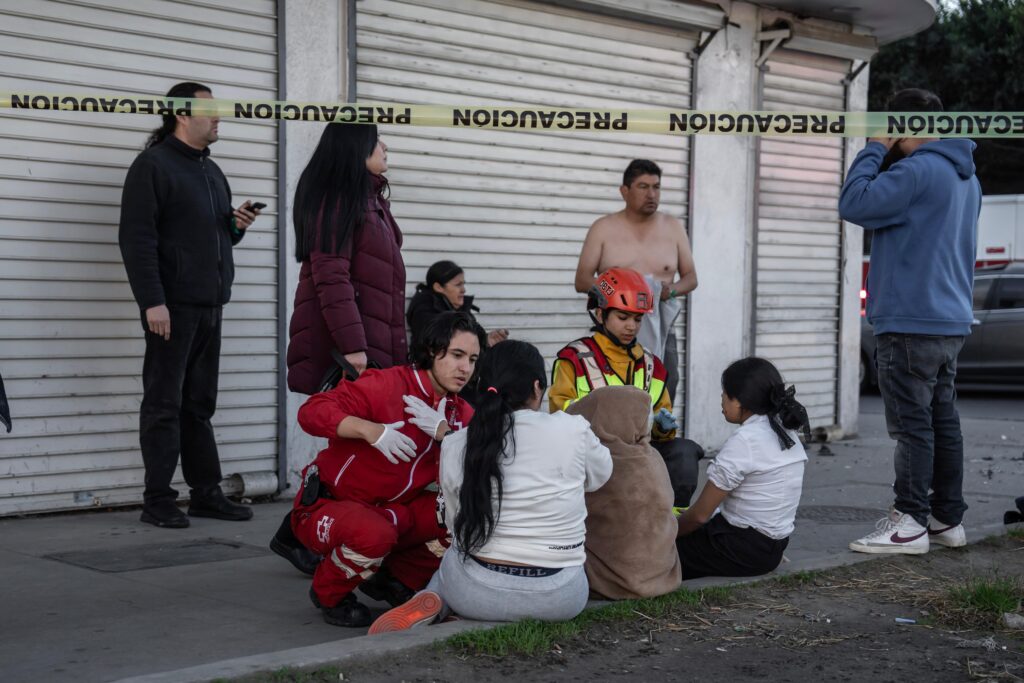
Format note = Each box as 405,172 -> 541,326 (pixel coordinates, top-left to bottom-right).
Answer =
976,194 -> 1024,269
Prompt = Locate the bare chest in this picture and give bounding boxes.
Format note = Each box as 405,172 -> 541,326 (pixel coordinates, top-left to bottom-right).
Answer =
597,232 -> 679,280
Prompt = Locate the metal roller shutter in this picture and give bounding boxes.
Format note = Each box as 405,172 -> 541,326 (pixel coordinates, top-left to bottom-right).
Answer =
754,48 -> 849,427
356,0 -> 695,415
0,0 -> 280,515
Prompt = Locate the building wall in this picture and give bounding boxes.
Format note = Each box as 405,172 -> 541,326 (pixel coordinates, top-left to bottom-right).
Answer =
686,1 -> 760,448
282,0 -> 345,489
279,0 -> 870,474
839,64 -> 869,436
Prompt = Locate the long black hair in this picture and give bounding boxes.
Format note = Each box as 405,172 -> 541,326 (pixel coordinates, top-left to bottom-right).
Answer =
455,340 -> 546,555
721,357 -> 811,450
145,82 -> 211,149
416,260 -> 463,293
292,123 -> 385,260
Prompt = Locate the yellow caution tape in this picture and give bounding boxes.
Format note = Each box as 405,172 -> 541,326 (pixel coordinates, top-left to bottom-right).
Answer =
2,92 -> 1023,138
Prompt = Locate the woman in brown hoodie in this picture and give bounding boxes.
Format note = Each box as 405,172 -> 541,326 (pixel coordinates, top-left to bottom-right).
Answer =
567,385 -> 682,599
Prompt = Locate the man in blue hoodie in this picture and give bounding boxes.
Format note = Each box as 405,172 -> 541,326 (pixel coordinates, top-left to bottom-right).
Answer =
838,89 -> 981,556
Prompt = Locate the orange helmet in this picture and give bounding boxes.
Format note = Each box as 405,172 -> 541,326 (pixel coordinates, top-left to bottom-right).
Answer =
588,268 -> 653,314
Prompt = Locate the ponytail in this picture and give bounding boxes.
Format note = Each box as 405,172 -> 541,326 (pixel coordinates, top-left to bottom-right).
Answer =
722,357 -> 811,450
767,383 -> 812,450
145,82 -> 211,149
455,340 -> 546,555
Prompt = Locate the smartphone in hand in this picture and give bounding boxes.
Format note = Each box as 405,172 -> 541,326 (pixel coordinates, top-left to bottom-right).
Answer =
248,201 -> 267,212
879,142 -> 905,173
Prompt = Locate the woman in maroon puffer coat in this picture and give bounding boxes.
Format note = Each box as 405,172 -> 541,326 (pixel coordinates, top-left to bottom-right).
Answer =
287,123 -> 407,395
275,124 -> 408,579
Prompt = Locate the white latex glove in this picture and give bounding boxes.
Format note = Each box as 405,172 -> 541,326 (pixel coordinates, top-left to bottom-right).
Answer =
371,421 -> 418,464
403,395 -> 449,441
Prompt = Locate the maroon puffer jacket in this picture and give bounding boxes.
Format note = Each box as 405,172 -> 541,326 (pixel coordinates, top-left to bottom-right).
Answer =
286,175 -> 407,395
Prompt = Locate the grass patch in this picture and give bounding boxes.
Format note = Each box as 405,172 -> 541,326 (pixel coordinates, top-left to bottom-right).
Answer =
932,575 -> 1024,630
1007,528 -> 1024,541
949,577 -> 1023,616
771,570 -> 819,588
444,585 -> 735,656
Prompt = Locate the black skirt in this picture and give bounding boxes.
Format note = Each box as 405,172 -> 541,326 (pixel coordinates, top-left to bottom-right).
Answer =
676,513 -> 788,580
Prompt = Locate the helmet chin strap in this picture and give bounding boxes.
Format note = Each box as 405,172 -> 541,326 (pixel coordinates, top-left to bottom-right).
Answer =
589,309 -> 642,359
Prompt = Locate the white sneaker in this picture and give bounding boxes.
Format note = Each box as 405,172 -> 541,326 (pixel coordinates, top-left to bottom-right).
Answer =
849,509 -> 929,554
928,518 -> 967,548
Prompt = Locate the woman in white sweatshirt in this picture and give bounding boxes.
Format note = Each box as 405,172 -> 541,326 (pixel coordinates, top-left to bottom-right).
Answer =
369,340 -> 612,633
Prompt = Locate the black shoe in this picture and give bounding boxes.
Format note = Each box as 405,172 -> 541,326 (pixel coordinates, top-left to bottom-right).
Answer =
310,587 -> 372,628
270,512 -> 321,576
188,487 -> 253,521
140,503 -> 190,529
358,569 -> 415,607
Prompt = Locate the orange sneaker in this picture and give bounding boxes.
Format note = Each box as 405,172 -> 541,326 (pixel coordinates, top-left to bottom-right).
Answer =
368,591 -> 443,635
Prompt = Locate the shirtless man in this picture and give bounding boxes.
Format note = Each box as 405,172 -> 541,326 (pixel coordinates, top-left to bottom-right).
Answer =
574,159 -> 698,402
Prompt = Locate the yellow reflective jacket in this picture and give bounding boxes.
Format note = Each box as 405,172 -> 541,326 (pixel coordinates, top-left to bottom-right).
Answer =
549,332 -> 675,440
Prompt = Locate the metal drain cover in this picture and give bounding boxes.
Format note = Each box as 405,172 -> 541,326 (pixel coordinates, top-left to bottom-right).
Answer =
44,538 -> 269,573
796,505 -> 886,524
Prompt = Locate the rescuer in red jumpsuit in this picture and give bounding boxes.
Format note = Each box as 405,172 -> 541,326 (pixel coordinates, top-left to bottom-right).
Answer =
293,311 -> 481,627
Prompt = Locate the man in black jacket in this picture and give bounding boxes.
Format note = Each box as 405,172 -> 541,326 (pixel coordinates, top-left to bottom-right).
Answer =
119,82 -> 259,528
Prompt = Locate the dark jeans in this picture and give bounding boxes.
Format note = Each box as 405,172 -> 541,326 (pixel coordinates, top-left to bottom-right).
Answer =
652,437 -> 704,508
676,514 -> 788,580
139,305 -> 224,507
663,331 -> 678,405
875,333 -> 968,528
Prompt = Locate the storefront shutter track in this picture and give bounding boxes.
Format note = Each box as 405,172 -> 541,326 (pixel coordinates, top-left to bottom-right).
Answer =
356,0 -> 695,414
754,48 -> 848,427
0,0 -> 280,515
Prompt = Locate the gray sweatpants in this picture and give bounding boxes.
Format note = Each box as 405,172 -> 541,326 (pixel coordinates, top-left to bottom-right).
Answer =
425,548 -> 589,622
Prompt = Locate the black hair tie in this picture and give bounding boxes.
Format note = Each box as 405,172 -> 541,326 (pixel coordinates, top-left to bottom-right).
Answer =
767,384 -> 811,450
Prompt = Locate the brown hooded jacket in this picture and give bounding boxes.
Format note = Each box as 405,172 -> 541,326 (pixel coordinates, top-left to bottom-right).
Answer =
567,386 -> 681,599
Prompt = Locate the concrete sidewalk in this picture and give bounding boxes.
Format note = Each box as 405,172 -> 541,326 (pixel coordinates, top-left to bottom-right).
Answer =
1,396 -> 1021,683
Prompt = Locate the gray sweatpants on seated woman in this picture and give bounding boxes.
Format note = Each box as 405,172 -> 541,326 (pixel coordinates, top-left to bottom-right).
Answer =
425,547 -> 589,622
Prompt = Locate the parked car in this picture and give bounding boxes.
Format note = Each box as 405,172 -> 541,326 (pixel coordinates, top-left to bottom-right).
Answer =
861,263 -> 1024,391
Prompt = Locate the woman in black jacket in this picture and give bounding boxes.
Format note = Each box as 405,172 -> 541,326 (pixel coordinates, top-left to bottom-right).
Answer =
406,261 -> 508,351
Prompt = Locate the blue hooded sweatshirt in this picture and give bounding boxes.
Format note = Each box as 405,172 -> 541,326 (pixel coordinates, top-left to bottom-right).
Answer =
839,139 -> 981,336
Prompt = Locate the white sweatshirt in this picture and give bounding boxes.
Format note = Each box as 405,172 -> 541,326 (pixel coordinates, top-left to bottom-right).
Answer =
440,409 -> 612,567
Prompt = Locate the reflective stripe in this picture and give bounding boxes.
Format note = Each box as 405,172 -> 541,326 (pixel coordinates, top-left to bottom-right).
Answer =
333,454 -> 356,487
562,341 -> 661,407
650,378 -> 666,403
341,544 -> 383,569
330,549 -> 359,579
330,545 -> 384,580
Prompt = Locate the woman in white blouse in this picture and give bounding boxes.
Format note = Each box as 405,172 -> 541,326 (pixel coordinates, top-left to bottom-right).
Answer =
369,340 -> 613,633
676,357 -> 811,579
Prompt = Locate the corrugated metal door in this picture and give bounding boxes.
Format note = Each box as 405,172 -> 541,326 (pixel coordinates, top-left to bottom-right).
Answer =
754,48 -> 849,427
356,0 -> 695,414
0,0 -> 280,515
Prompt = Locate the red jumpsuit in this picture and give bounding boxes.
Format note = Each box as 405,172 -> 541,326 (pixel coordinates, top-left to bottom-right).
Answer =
293,365 -> 473,606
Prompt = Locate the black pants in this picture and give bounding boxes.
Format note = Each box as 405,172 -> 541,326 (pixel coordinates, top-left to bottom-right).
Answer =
653,437 -> 704,508
676,514 -> 788,580
139,305 -> 224,506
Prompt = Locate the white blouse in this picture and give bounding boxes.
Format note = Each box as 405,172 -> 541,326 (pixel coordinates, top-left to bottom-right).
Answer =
706,414 -> 807,540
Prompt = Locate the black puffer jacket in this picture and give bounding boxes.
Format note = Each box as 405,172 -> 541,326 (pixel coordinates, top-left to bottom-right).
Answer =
118,136 -> 243,310
405,288 -> 480,350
